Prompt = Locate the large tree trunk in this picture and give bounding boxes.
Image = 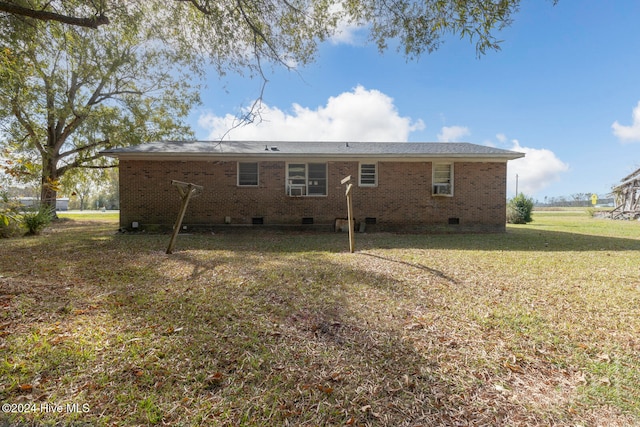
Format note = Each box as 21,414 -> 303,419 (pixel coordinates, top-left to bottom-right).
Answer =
40,184 -> 57,217
40,156 -> 59,218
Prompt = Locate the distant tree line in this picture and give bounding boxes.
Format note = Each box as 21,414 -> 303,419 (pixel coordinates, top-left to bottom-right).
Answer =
535,193 -> 615,207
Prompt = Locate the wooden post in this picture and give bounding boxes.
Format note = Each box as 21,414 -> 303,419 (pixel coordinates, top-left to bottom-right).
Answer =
166,180 -> 203,254
341,175 -> 355,253
346,183 -> 355,253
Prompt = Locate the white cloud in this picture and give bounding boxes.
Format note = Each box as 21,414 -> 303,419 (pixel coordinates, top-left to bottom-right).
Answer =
612,101 -> 640,142
325,3 -> 368,45
329,18 -> 367,45
507,139 -> 569,196
437,126 -> 470,142
198,85 -> 425,141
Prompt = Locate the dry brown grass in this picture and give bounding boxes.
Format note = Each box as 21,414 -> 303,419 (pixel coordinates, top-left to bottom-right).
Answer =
1,212 -> 639,426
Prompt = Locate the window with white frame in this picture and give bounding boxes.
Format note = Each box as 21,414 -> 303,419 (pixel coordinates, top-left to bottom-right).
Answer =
287,163 -> 327,196
432,163 -> 453,196
238,162 -> 259,186
359,163 -> 377,186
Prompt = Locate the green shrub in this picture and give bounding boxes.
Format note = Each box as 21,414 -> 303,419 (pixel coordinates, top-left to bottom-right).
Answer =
507,193 -> 534,224
0,219 -> 22,238
21,204 -> 53,235
0,192 -> 22,238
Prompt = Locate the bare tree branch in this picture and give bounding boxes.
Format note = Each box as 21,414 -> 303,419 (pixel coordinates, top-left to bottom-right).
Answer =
11,100 -> 45,156
59,139 -> 109,160
58,153 -> 107,176
217,76 -> 268,141
75,164 -> 116,169
178,0 -> 212,15
0,1 -> 109,28
235,0 -> 292,70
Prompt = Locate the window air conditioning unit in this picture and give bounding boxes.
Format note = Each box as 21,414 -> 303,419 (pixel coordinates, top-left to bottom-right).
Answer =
433,184 -> 451,195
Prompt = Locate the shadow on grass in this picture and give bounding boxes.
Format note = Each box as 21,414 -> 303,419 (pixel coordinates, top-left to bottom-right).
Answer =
359,251 -> 459,284
35,216 -> 639,254
143,225 -> 640,254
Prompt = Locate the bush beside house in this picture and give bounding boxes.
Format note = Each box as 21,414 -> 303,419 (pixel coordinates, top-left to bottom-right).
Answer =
507,193 -> 534,224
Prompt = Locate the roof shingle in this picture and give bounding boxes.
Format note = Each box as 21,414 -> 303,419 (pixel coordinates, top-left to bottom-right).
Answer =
102,140 -> 524,160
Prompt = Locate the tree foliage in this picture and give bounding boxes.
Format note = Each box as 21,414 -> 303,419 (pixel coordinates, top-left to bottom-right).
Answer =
0,3 -> 200,210
0,1 -> 545,66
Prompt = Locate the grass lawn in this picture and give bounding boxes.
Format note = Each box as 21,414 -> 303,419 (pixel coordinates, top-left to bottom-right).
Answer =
57,211 -> 120,223
1,211 -> 639,426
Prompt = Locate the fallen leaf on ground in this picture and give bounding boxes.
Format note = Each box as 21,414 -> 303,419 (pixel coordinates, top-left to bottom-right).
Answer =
18,384 -> 33,392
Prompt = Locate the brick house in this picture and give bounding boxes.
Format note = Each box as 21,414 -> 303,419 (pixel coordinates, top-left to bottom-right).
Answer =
102,141 -> 524,232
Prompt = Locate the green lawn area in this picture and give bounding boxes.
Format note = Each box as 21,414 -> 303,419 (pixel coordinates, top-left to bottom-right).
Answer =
1,211 -> 639,426
57,211 -> 120,222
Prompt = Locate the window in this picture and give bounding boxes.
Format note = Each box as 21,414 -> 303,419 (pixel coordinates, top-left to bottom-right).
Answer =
287,163 -> 327,196
238,162 -> 259,186
359,163 -> 377,186
287,163 -> 306,195
432,163 -> 453,196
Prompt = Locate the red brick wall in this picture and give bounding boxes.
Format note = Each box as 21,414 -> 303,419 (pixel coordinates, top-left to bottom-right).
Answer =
119,160 -> 507,232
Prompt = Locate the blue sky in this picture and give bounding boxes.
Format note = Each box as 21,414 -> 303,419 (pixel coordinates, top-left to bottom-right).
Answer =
189,1 -> 640,201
